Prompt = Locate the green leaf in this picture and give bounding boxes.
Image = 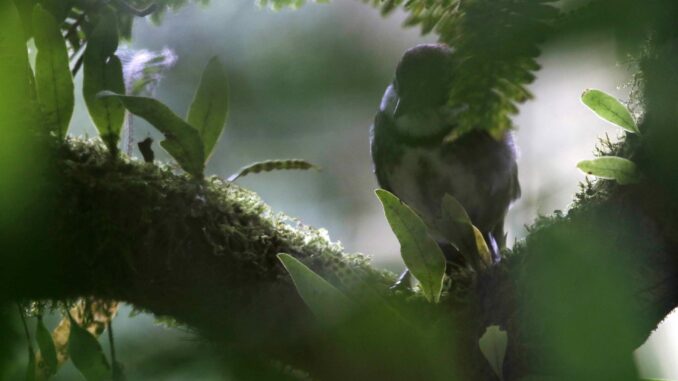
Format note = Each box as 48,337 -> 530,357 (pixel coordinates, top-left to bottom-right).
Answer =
277,253 -> 353,322
577,156 -> 640,185
98,91 -> 205,178
35,316 -> 58,376
187,57 -> 229,159
375,189 -> 446,303
32,3 -> 74,138
472,226 -> 492,267
25,346 -> 36,381
581,89 -> 639,134
39,0 -> 72,24
436,194 -> 483,270
13,0 -> 35,40
68,315 -> 110,381
0,0 -> 34,119
83,8 -> 125,154
228,159 -> 320,182
479,325 -> 508,381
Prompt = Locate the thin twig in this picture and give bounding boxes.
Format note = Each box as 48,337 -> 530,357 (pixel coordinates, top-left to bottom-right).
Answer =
107,321 -> 117,365
16,302 -> 34,350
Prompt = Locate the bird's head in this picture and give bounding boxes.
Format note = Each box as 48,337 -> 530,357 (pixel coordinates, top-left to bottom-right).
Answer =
393,43 -> 454,118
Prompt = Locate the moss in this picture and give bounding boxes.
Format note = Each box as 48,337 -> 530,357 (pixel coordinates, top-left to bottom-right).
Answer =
53,137 -> 396,302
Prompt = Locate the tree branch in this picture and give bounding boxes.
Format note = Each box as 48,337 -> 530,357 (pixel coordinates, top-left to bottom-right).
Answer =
2,129 -> 677,380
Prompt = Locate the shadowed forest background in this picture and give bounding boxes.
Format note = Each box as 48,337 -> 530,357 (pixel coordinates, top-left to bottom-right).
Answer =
2,0 -> 678,380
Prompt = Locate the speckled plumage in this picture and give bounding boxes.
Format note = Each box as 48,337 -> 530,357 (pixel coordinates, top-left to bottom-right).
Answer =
370,44 -> 520,263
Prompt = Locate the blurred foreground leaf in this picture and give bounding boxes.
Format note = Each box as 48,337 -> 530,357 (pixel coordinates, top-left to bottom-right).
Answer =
68,315 -> 110,381
187,57 -> 229,159
277,253 -> 353,323
577,156 -> 640,185
581,89 -> 639,134
479,325 -> 507,381
376,189 -> 446,302
32,4 -> 73,137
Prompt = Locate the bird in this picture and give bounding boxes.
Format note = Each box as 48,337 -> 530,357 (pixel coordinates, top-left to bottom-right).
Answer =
370,43 -> 520,285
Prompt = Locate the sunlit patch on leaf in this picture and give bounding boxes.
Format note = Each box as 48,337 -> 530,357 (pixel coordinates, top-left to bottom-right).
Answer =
577,156 -> 640,185
472,226 -> 492,267
581,89 -> 639,134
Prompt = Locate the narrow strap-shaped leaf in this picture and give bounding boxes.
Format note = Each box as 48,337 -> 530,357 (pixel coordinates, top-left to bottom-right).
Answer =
277,253 -> 353,323
98,91 -> 205,178
35,316 -> 58,376
581,89 -> 639,134
472,226 -> 492,268
187,57 -> 229,159
479,325 -> 508,381
83,8 -> 125,154
577,156 -> 640,185
32,4 -> 74,138
228,159 -> 320,182
13,0 -> 34,40
68,314 -> 111,381
376,189 -> 446,303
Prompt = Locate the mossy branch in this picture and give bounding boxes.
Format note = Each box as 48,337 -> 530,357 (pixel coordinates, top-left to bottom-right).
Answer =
2,127 -> 677,380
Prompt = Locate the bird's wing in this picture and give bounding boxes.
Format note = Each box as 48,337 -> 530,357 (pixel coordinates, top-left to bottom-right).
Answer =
370,111 -> 395,192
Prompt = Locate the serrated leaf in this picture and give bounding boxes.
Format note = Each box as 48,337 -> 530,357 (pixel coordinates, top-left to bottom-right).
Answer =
35,316 -> 57,376
32,4 -> 74,138
68,315 -> 110,381
25,346 -> 36,381
577,156 -> 640,185
581,89 -> 639,134
187,57 -> 228,159
98,91 -> 205,178
479,325 -> 508,381
83,8 -> 125,154
228,159 -> 320,182
277,253 -> 353,322
376,189 -> 446,303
